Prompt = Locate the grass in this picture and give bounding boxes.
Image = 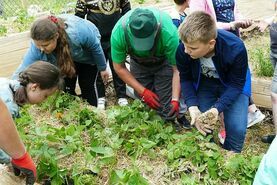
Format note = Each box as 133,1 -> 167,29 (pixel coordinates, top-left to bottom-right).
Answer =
243,29 -> 273,78
0,0 -> 169,37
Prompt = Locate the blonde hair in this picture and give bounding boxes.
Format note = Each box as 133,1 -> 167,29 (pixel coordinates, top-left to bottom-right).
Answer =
179,11 -> 217,43
31,16 -> 75,78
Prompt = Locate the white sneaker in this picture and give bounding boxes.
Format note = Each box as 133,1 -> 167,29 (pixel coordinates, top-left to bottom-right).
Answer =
118,98 -> 128,106
97,97 -> 106,110
247,110 -> 265,128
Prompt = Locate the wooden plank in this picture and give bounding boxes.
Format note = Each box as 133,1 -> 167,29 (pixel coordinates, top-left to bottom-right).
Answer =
251,78 -> 272,109
0,50 -> 27,77
0,32 -> 30,55
0,32 -> 30,77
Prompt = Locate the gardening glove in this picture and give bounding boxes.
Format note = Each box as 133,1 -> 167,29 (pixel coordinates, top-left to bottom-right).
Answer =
139,88 -> 160,109
195,108 -> 219,136
167,100 -> 179,118
11,152 -> 36,185
188,106 -> 201,125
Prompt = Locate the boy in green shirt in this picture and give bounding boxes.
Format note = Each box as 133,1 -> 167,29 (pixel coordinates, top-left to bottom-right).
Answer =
111,8 -> 190,128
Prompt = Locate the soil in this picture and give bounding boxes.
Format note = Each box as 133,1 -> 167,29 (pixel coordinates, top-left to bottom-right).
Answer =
236,0 -> 274,20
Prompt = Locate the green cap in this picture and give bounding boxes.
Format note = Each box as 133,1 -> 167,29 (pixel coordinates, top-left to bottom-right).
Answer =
129,8 -> 158,51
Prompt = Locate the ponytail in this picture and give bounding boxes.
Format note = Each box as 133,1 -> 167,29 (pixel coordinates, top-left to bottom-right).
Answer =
14,87 -> 28,106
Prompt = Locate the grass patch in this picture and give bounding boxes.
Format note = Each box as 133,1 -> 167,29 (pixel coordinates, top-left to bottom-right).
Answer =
250,47 -> 273,77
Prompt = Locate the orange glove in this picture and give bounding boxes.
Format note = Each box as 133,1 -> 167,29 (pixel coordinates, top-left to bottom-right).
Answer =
140,88 -> 160,109
11,152 -> 36,185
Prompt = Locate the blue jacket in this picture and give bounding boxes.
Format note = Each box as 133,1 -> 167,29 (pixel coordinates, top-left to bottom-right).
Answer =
0,78 -> 20,118
176,29 -> 251,113
13,14 -> 106,78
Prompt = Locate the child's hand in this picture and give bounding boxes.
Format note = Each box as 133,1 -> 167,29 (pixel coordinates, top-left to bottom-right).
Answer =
11,152 -> 36,185
100,70 -> 110,84
195,108 -> 218,135
231,20 -> 252,30
188,106 -> 201,125
240,19 -> 253,29
256,20 -> 269,32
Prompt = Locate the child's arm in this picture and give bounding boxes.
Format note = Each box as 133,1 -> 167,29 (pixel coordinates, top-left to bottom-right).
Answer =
0,99 -> 36,184
257,15 -> 276,32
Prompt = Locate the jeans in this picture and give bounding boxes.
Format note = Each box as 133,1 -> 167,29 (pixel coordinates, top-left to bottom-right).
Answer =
197,76 -> 249,152
0,149 -> 10,164
96,43 -> 127,99
64,62 -> 98,106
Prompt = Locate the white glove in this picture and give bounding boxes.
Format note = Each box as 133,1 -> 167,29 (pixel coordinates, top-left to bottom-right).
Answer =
188,106 -> 201,125
195,108 -> 219,136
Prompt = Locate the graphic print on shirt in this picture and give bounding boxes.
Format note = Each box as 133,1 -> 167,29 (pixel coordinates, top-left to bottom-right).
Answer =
98,0 -> 117,15
212,0 -> 235,22
200,57 -> 219,78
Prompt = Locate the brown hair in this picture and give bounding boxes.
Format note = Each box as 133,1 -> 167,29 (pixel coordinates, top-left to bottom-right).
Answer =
174,0 -> 186,5
30,15 -> 75,78
14,61 -> 64,105
179,11 -> 217,43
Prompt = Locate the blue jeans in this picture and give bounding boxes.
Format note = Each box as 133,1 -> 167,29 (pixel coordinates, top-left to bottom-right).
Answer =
0,149 -> 10,164
197,76 -> 249,153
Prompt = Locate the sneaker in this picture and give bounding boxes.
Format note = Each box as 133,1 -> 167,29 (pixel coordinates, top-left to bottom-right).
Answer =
261,134 -> 276,144
218,129 -> 226,145
177,116 -> 192,130
247,110 -> 265,128
97,97 -> 106,110
118,98 -> 128,106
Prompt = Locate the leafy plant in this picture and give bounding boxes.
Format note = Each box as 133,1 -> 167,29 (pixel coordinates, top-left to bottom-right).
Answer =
110,168 -> 148,185
15,94 -> 263,184
251,47 -> 273,77
0,25 -> 7,36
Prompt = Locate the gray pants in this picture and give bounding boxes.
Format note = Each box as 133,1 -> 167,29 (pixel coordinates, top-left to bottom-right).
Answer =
130,59 -> 186,120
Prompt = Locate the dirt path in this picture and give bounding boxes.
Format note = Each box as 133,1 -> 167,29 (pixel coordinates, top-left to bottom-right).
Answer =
237,0 -> 275,20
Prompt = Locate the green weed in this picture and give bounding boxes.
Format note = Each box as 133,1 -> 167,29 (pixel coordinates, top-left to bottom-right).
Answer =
251,47 -> 273,77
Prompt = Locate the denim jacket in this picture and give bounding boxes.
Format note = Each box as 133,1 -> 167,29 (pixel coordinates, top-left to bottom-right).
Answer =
13,14 -> 106,78
0,78 -> 20,118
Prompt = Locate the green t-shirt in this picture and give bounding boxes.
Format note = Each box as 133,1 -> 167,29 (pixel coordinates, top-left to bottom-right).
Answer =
111,8 -> 179,65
